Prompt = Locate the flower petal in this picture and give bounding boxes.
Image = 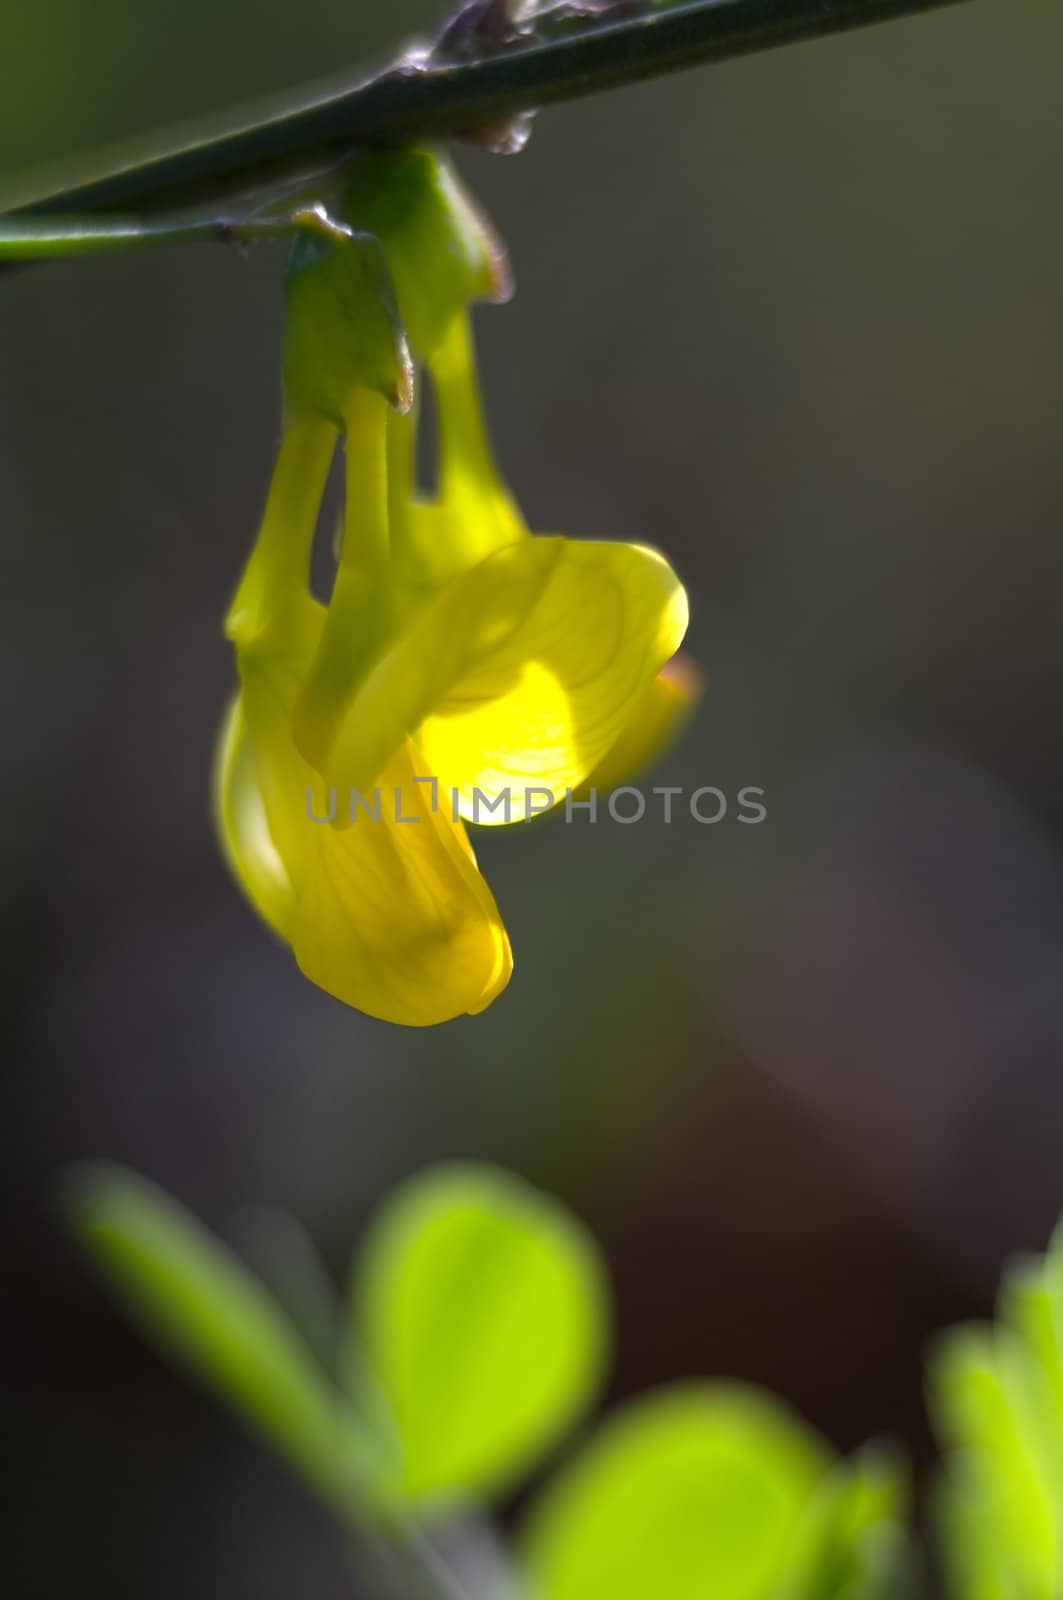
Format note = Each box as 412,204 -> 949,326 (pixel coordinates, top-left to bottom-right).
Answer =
222,631 -> 512,1026
290,740 -> 513,1026
213,693 -> 295,940
571,652 -> 703,799
326,537 -> 689,824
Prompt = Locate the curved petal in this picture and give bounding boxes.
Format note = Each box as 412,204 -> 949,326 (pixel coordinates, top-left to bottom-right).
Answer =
290,740 -> 513,1026
327,537 -> 689,824
391,496 -> 524,617
219,637 -> 511,1026
213,693 -> 295,940
571,652 -> 703,799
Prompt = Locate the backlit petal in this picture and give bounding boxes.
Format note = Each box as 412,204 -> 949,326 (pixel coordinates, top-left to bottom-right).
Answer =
221,630 -> 512,1027
213,694 -> 295,941
326,537 -> 689,824
290,740 -> 513,1026
572,652 -> 703,799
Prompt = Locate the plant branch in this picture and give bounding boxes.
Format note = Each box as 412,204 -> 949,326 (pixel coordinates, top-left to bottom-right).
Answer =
1,0 -> 970,235
0,210 -> 305,260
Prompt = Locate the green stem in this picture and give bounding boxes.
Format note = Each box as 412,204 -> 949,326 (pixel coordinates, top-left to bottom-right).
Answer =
292,388 -> 396,772
1,0 -> 971,261
434,313 -> 500,509
225,413 -> 337,645
345,1518 -> 472,1600
0,196 -> 355,261
0,211 -> 293,260
430,312 -> 525,558
392,1524 -> 477,1600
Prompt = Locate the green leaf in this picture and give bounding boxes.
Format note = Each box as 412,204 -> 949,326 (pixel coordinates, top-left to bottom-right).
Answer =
521,1382 -> 830,1600
926,1236 -> 1063,1600
66,1164 -> 377,1518
932,1457 -> 1013,1600
998,1254 -> 1063,1506
777,1444 -> 912,1600
351,1162 -> 609,1509
928,1323 -> 1061,1600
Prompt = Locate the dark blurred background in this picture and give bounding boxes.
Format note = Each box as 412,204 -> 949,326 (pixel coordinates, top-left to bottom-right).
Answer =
3,1 -> 1061,1593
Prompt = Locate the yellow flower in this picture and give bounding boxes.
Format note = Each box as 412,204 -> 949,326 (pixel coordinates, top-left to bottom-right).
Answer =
214,152 -> 698,1027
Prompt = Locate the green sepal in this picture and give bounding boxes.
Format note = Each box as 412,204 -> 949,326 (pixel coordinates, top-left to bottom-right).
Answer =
342,148 -> 511,359
283,227 -> 413,423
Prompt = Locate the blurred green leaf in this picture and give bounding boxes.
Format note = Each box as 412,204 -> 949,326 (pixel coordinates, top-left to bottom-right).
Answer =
928,1224 -> 1063,1600
778,1444 -> 913,1600
231,1203 -> 346,1387
929,1319 -> 1062,1600
520,1382 -> 831,1600
67,1163 -> 378,1518
998,1253 -> 1063,1509
352,1162 -> 609,1508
